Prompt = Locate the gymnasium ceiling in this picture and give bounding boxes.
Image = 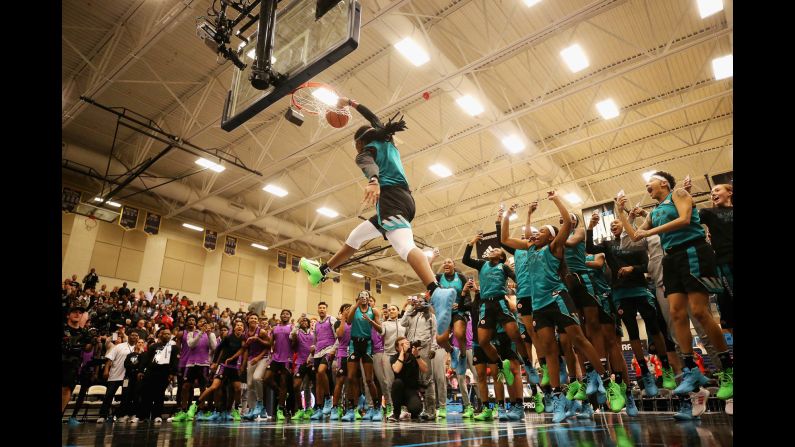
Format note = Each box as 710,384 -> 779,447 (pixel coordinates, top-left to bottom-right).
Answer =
62,0 -> 733,291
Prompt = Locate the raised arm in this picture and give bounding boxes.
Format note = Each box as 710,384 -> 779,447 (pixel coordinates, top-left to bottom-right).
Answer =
548,191 -> 572,258
462,235 -> 486,271
500,203 -> 533,251
585,212 -> 608,254
565,226 -> 586,247
616,196 -> 653,241
585,253 -> 606,270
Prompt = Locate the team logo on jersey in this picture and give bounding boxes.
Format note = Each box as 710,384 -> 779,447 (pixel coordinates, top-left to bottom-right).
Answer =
480,319 -> 486,325
517,303 -> 522,309
350,354 -> 356,360
663,200 -> 671,204
532,321 -> 537,327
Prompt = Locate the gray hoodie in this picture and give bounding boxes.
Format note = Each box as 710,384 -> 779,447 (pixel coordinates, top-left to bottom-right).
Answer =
400,306 -> 438,349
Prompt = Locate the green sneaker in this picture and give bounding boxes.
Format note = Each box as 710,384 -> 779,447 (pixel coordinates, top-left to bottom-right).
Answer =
294,409 -> 304,420
462,405 -> 474,418
540,364 -> 550,387
501,359 -> 515,386
354,408 -> 362,420
436,407 -> 447,419
169,411 -> 188,422
614,426 -> 632,447
337,406 -> 344,419
385,404 -> 394,418
533,393 -> 545,414
716,368 -> 733,400
606,381 -> 625,413
473,407 -> 493,421
186,402 -> 198,420
231,408 -> 241,421
303,408 -> 313,420
574,380 -> 587,401
276,408 -> 285,421
566,381 -> 582,401
619,381 -> 627,397
662,366 -> 676,390
299,258 -> 325,287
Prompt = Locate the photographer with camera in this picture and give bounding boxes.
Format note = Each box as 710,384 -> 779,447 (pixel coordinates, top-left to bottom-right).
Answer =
400,294 -> 439,420
388,337 -> 429,421
63,303 -> 92,421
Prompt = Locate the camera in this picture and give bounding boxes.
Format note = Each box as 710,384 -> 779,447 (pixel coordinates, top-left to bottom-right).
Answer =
410,340 -> 422,349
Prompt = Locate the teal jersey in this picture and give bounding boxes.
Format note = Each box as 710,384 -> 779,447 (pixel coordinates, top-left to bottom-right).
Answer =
585,254 -> 611,296
513,248 -> 533,298
564,230 -> 588,273
650,192 -> 705,250
528,245 -> 568,309
612,286 -> 654,302
365,140 -> 409,188
351,306 -> 374,338
478,262 -> 509,300
439,272 -> 464,295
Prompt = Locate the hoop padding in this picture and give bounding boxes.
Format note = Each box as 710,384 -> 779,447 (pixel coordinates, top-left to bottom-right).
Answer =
291,82 -> 351,128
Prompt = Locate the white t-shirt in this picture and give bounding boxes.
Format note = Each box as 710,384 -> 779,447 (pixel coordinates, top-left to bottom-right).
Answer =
105,342 -> 135,382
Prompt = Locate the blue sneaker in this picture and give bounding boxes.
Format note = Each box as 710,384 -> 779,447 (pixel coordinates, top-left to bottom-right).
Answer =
585,370 -> 601,395
68,416 -> 81,426
322,397 -> 333,415
430,288 -> 457,335
243,402 -> 263,420
552,395 -> 567,423
454,348 -> 467,375
497,405 -> 509,421
358,395 -> 366,410
371,407 -> 383,422
543,393 -> 553,413
559,360 -> 568,385
309,408 -> 325,421
674,398 -> 698,421
341,409 -> 356,422
330,407 -> 341,421
207,411 -> 222,422
222,411 -> 232,421
564,399 -> 578,419
507,403 -> 524,421
641,371 -> 659,397
674,367 -> 709,395
577,402 -> 594,419
524,364 -> 540,385
362,407 -> 374,420
626,393 -> 639,417
451,347 -> 460,371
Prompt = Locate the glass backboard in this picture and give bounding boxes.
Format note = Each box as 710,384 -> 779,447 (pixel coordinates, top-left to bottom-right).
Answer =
221,0 -> 361,131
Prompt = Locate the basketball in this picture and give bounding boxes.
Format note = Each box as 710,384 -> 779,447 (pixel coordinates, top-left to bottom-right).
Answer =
325,109 -> 349,128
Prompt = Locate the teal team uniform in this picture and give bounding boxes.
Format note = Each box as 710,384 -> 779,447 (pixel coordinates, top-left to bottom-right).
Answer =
528,245 -> 580,331
348,306 -> 374,362
362,140 -> 416,234
650,192 -> 721,295
438,272 -> 470,324
513,248 -> 535,317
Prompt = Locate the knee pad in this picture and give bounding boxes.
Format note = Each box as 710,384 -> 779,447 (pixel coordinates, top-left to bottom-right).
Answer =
385,228 -> 417,261
346,221 -> 381,250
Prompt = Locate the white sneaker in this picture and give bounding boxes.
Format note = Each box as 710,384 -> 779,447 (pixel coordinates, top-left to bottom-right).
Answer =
117,416 -> 129,423
129,416 -> 139,424
725,398 -> 733,415
691,388 -> 710,417
154,417 -> 163,424
399,410 -> 411,420
256,413 -> 272,421
96,418 -> 105,424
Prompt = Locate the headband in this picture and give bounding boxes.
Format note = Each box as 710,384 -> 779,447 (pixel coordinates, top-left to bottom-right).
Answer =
649,174 -> 668,184
544,225 -> 557,238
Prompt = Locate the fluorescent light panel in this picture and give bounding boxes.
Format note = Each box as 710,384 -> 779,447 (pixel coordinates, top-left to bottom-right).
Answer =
93,197 -> 121,208
502,135 -> 525,153
712,54 -> 732,80
697,0 -> 723,18
560,44 -> 589,72
394,37 -> 430,66
455,95 -> 484,116
388,283 -> 400,288
251,243 -> 269,250
311,88 -> 339,107
429,163 -> 452,178
317,207 -> 339,218
523,0 -> 542,6
182,223 -> 204,231
195,157 -> 225,173
263,184 -> 288,197
564,193 -> 583,205
351,272 -> 364,278
596,99 -> 620,120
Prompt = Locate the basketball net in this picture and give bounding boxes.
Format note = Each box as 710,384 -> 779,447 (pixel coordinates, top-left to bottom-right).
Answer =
290,82 -> 351,128
85,215 -> 98,231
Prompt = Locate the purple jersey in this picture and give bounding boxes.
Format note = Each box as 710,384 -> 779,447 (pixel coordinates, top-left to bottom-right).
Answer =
179,330 -> 191,367
271,323 -> 294,363
451,319 -> 474,350
185,330 -> 213,366
245,326 -> 267,358
314,316 -> 337,353
371,326 -> 384,354
295,330 -> 314,365
335,322 -> 351,358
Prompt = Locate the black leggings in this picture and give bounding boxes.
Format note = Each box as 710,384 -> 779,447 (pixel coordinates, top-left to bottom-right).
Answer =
652,294 -> 677,352
390,378 -> 422,419
617,296 -> 660,341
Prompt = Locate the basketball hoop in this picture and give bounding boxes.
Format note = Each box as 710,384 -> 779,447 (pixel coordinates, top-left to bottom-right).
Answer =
290,82 -> 351,128
85,215 -> 98,231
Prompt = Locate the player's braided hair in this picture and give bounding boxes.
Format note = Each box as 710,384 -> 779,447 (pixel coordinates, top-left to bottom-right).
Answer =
354,111 -> 408,145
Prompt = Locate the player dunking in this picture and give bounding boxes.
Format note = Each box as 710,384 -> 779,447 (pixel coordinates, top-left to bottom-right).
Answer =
300,97 -> 456,332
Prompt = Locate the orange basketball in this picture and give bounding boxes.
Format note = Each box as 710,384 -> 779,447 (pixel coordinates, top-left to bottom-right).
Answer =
325,109 -> 349,128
